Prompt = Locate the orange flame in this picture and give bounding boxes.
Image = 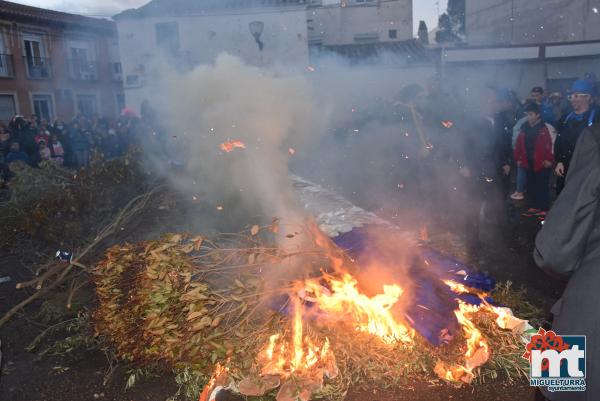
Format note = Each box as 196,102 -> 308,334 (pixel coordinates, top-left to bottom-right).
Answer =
420,226 -> 429,242
305,274 -> 414,344
220,140 -> 246,153
258,297 -> 336,378
199,363 -> 228,401
442,279 -> 471,295
437,280 -> 494,383
435,301 -> 490,383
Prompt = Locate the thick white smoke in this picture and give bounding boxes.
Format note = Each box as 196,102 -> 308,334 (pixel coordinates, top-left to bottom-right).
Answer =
152,54 -> 325,226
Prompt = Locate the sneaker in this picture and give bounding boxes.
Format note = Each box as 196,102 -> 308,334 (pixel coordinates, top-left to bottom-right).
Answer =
522,208 -> 541,217
510,192 -> 525,200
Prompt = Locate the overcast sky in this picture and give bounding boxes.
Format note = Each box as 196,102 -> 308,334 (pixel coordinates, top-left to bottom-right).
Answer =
15,0 -> 447,34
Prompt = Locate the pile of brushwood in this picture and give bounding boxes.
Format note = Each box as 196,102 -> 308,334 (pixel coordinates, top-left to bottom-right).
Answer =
0,153 -> 151,254
0,155 -> 542,401
0,152 -> 166,328
88,231 -> 538,401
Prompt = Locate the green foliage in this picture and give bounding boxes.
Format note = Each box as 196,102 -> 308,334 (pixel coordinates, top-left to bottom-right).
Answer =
170,366 -> 209,401
0,152 -> 150,252
491,281 -> 546,327
26,312 -> 100,357
125,367 -> 161,390
436,0 -> 465,44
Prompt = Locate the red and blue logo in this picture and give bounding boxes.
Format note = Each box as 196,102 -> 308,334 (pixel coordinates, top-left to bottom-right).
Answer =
523,328 -> 586,392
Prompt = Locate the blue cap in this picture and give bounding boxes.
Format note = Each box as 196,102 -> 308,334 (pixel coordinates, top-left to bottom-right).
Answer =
571,79 -> 595,95
496,88 -> 512,102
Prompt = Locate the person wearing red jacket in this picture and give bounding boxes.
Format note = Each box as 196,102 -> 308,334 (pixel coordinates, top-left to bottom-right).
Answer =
514,102 -> 554,217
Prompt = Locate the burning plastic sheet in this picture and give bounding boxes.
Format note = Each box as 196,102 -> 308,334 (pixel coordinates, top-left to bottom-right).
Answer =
289,175 -> 502,347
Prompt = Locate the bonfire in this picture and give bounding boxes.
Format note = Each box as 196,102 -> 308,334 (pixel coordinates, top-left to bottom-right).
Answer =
91,221 -> 533,401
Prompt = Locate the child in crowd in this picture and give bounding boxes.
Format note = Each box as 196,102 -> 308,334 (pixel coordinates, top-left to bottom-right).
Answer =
49,134 -> 65,165
37,140 -> 51,162
513,103 -> 554,218
35,128 -> 50,145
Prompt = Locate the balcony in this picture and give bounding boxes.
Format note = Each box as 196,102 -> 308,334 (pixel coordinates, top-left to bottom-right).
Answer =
67,59 -> 98,81
0,54 -> 15,78
24,56 -> 52,79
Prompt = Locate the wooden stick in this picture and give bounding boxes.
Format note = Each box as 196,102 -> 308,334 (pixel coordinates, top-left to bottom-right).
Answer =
0,186 -> 162,329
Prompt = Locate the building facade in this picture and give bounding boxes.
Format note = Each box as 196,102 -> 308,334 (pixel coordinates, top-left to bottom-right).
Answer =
432,0 -> 600,97
466,0 -> 600,46
307,0 -> 413,46
0,1 -> 124,123
114,0 -> 310,112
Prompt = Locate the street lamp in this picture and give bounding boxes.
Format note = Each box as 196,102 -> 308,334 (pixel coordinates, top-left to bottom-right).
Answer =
249,21 -> 264,51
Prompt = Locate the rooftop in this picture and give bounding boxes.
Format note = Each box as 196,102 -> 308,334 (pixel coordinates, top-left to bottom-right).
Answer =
312,39 -> 434,66
114,0 -> 308,19
0,0 -> 115,32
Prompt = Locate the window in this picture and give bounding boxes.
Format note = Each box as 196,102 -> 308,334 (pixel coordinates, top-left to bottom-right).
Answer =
0,30 -> 13,77
116,93 -> 126,115
125,74 -> 141,87
23,33 -> 50,78
32,94 -> 54,121
76,94 -> 98,117
389,29 -> 397,39
111,62 -> 122,81
0,94 -> 16,122
155,22 -> 180,54
68,39 -> 97,80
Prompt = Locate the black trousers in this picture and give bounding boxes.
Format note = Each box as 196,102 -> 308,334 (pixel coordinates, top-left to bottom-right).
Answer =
527,168 -> 552,211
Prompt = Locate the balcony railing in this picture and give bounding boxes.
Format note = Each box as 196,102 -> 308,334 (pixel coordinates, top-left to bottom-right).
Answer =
67,59 -> 98,81
24,56 -> 52,79
0,54 -> 15,78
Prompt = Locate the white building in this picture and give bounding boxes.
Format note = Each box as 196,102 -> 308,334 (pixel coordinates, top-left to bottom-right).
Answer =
432,0 -> 600,97
466,0 -> 600,46
307,0 -> 413,46
114,0 -> 310,112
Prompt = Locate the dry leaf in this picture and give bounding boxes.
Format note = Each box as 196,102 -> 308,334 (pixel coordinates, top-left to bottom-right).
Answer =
192,236 -> 204,251
239,375 -> 280,397
187,311 -> 204,321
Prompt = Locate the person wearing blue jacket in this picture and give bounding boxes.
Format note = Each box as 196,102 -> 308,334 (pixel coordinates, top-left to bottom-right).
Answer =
554,79 -> 600,195
5,142 -> 30,166
531,86 -> 557,127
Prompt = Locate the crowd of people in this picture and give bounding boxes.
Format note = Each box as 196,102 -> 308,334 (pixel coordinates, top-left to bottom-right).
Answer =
400,76 -> 597,232
1,76 -> 597,230
0,111 -> 141,182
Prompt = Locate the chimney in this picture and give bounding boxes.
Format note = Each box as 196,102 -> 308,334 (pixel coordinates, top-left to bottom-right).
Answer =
418,20 -> 429,45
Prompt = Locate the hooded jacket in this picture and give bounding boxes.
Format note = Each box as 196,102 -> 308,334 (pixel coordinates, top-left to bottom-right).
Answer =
514,122 -> 554,172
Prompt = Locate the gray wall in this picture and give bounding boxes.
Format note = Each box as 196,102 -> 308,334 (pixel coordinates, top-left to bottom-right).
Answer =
308,0 -> 412,45
466,0 -> 600,45
444,57 -> 600,99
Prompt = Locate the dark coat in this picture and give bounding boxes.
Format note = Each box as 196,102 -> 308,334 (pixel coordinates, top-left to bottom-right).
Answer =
534,125 -> 600,401
554,108 -> 599,170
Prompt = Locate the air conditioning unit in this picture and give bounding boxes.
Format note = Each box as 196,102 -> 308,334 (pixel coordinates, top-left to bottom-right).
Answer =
125,74 -> 144,88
